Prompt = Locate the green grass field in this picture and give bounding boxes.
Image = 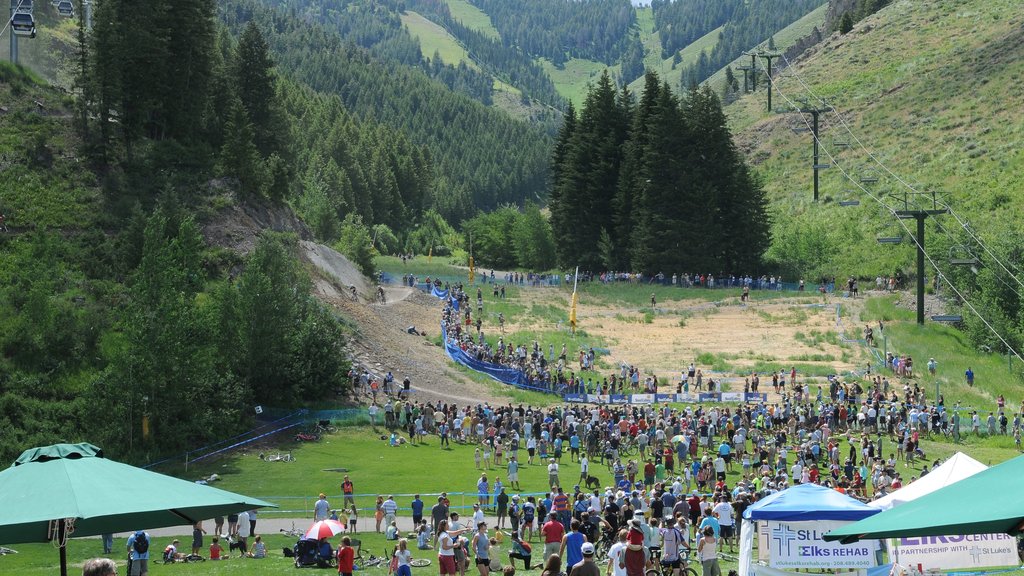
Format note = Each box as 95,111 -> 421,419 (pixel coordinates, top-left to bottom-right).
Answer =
443,0 -> 500,41
628,24 -> 722,95
402,11 -> 478,69
538,57 -> 618,107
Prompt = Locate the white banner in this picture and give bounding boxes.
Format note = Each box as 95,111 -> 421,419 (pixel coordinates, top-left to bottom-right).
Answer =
720,392 -> 743,402
631,394 -> 655,404
766,520 -> 879,569
892,533 -> 1019,570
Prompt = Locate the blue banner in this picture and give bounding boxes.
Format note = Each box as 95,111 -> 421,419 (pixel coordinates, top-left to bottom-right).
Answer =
655,394 -> 676,403
432,286 -> 449,299
744,393 -> 768,402
564,394 -> 587,403
441,324 -> 556,396
698,393 -> 721,403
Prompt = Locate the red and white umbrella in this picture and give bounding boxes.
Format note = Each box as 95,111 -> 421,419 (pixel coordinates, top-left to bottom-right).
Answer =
305,519 -> 346,540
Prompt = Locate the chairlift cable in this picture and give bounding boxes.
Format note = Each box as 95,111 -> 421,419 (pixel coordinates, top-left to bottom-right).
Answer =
765,69 -> 1024,363
779,52 -> 1024,292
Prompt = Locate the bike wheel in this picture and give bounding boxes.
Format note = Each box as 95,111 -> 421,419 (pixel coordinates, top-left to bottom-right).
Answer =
410,559 -> 431,567
646,569 -> 661,576
684,567 -> 698,576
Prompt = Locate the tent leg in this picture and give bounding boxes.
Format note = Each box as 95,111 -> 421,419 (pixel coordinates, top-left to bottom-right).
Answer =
59,521 -> 68,576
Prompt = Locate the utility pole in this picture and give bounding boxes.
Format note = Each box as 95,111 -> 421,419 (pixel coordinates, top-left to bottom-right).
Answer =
790,102 -> 831,201
744,52 -> 759,91
758,52 -> 780,111
894,192 -> 948,325
9,1 -> 18,65
736,65 -> 751,93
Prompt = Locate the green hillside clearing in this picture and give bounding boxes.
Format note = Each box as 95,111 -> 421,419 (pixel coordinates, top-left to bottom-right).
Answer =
401,10 -> 478,69
634,7 -> 663,72
443,0 -> 500,40
539,57 -> 618,107
629,24 -> 722,94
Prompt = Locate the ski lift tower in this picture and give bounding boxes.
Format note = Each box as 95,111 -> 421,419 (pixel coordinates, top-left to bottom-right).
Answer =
894,191 -> 948,325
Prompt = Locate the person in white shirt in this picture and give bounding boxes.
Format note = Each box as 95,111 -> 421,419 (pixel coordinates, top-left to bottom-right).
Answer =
607,529 -> 628,576
548,459 -> 560,488
235,511 -> 251,557
580,456 -> 590,484
710,499 -> 734,553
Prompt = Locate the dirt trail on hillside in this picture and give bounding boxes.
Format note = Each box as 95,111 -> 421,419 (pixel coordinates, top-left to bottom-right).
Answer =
303,243 -> 500,406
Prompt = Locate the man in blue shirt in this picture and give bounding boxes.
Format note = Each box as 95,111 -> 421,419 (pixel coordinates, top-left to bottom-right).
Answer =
127,530 -> 151,576
412,494 -> 425,525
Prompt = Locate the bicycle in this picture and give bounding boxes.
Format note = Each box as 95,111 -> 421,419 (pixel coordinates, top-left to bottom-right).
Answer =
645,549 -> 698,576
263,451 -> 295,462
280,522 -> 304,538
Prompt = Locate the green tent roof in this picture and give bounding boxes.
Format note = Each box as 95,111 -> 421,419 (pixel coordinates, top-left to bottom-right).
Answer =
0,443 -> 275,545
824,453 -> 1024,543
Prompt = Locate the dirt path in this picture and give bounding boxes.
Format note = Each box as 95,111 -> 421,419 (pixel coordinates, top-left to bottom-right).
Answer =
303,245 -> 500,405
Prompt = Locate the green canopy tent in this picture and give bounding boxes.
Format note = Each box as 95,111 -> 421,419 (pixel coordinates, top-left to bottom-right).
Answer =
0,443 -> 275,576
824,453 -> 1024,544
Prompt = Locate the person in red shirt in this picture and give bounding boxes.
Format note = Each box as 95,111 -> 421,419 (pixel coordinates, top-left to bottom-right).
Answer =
542,512 -> 566,563
337,536 -> 355,576
209,537 -> 223,560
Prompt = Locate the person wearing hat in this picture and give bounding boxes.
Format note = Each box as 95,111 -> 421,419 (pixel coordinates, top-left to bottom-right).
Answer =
548,458 -> 561,489
509,494 -> 522,535
314,493 -> 331,522
624,519 -> 645,576
568,541 -> 600,576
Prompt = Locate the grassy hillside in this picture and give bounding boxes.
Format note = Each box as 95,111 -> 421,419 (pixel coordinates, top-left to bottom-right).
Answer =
401,10 -> 477,69
725,0 -> 1024,279
628,24 -> 722,94
539,57 -> 618,106
635,7 -> 662,72
704,3 -> 829,93
443,0 -> 500,40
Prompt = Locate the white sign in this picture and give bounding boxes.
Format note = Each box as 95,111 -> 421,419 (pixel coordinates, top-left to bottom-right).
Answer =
892,533 -> 1019,570
720,392 -> 743,402
766,520 -> 879,569
632,394 -> 655,404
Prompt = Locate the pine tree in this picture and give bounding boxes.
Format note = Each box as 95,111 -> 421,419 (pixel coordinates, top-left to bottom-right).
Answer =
219,97 -> 265,196
234,22 -> 283,157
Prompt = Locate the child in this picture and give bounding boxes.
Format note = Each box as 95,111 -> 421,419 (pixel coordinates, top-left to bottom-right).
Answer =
417,520 -> 433,550
475,447 -> 482,469
210,537 -> 223,560
348,505 -> 358,533
250,535 -> 267,559
337,536 -> 355,576
164,539 -> 184,562
394,538 -> 413,576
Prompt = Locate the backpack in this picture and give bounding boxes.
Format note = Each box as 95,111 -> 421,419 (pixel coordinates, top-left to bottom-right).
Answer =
133,532 -> 149,555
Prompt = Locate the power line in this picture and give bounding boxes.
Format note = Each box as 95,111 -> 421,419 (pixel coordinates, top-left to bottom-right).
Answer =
778,52 -> 1024,293
762,68 -> 1024,362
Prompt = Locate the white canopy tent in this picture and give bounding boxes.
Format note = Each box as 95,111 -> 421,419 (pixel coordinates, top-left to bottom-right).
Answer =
868,451 -> 986,510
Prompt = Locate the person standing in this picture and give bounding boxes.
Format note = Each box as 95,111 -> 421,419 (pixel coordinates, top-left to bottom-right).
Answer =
315,493 -> 332,521
376,496 -> 386,533
101,533 -> 114,555
432,496 -> 450,535
696,527 -> 719,576
248,509 -> 258,535
471,521 -> 491,576
384,495 -> 400,528
965,367 -> 974,387
342,475 -> 355,509
82,558 -> 117,576
191,521 -> 206,556
559,519 -> 588,571
395,538 -> 414,576
126,530 -> 151,576
579,455 -> 590,485
412,494 -> 425,526
236,510 -> 251,557
508,457 -> 521,491
607,529 -> 628,576
568,542 -> 600,576
337,536 -> 355,576
542,512 -> 566,563
548,459 -> 560,489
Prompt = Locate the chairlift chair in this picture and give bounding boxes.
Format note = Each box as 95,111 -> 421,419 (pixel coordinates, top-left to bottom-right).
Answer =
14,0 -> 33,12
57,0 -> 73,16
11,11 -> 36,38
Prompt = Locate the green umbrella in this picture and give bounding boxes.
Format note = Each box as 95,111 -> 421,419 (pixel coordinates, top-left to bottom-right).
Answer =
824,453 -> 1024,544
0,443 -> 275,576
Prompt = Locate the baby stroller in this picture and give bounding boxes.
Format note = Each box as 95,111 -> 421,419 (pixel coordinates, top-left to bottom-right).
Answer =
293,538 -> 334,568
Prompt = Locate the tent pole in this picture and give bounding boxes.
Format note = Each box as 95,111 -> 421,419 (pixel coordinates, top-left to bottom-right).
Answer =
59,521 -> 68,576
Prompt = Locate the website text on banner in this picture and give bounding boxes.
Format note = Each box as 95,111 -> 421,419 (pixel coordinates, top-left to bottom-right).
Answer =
892,533 -> 1019,571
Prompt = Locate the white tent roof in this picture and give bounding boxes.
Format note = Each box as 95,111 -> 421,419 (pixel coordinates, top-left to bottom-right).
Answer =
869,451 -> 987,510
